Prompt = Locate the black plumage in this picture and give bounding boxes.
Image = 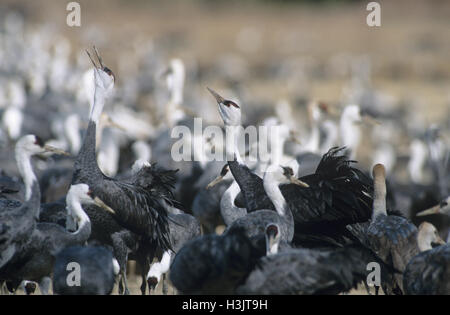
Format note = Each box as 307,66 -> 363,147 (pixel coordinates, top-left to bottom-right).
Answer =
230,147 -> 373,247
53,245 -> 116,295
403,244 -> 450,295
237,245 -> 384,295
169,226 -> 264,294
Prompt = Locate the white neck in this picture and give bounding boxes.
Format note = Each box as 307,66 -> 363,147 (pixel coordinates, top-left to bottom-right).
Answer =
303,121 -> 320,153
266,238 -> 279,256
270,132 -> 286,166
90,89 -> 106,125
340,115 -> 360,154
66,197 -> 90,233
15,148 -> 36,201
417,235 -> 432,252
147,251 -> 172,281
65,118 -> 81,154
263,175 -> 287,217
372,178 -> 387,219
192,135 -> 208,168
227,125 -> 244,164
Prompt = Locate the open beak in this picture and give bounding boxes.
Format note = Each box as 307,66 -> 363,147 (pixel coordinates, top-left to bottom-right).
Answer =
417,205 -> 441,217
93,197 -> 116,215
86,46 -> 104,70
43,145 -> 70,156
290,177 -> 309,188
207,87 -> 225,104
206,175 -> 224,190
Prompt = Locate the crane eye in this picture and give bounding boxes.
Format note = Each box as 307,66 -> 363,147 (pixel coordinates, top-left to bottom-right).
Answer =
220,164 -> 229,176
223,100 -> 240,109
34,136 -> 44,147
281,166 -> 293,178
103,67 -> 115,80
266,224 -> 278,236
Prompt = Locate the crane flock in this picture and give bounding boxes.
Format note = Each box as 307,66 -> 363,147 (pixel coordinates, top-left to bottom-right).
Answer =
0,10 -> 449,296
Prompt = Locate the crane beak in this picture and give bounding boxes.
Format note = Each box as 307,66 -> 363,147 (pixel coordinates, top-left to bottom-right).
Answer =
319,102 -> 340,117
417,205 -> 441,216
289,177 -> 309,188
207,87 -> 225,104
43,145 -> 71,156
362,114 -> 381,126
206,175 -> 224,190
435,235 -> 446,245
93,197 -> 116,215
101,113 -> 127,132
289,130 -> 302,144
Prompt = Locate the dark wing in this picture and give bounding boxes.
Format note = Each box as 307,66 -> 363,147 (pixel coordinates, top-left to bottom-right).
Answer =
404,244 -> 450,295
130,163 -> 181,209
170,227 -> 262,294
93,176 -> 172,252
237,250 -> 334,295
228,160 -> 268,212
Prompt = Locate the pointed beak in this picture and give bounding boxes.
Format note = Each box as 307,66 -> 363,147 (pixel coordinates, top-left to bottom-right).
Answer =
102,113 -> 127,132
290,177 -> 309,188
86,49 -> 99,70
43,145 -> 71,156
417,205 -> 441,217
319,103 -> 340,117
207,87 -> 225,104
362,114 -> 381,126
289,130 -> 302,144
436,235 -> 446,245
93,197 -> 116,215
93,46 -> 104,69
206,175 -> 224,190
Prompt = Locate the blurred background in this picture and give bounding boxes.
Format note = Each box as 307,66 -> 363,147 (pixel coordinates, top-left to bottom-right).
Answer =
0,0 -> 449,294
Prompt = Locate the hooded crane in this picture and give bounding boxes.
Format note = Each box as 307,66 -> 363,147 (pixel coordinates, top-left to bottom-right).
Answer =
0,183 -> 104,294
0,135 -> 67,269
417,196 -> 450,217
71,48 -> 173,293
81,160 -> 179,295
53,245 -> 120,295
169,225 -> 265,294
146,207 -> 201,294
366,163 -> 420,294
206,164 -> 247,226
222,164 -> 307,242
207,87 -> 373,248
236,224 -> 380,295
403,222 -> 449,295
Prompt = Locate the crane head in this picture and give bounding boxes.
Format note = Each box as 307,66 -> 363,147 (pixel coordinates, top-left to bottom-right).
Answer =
207,87 -> 241,127
86,46 -> 115,96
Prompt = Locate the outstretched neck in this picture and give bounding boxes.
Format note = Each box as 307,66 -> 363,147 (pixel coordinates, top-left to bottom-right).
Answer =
372,177 -> 387,219
74,89 -> 105,178
226,125 -> 244,165
90,89 -> 106,125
